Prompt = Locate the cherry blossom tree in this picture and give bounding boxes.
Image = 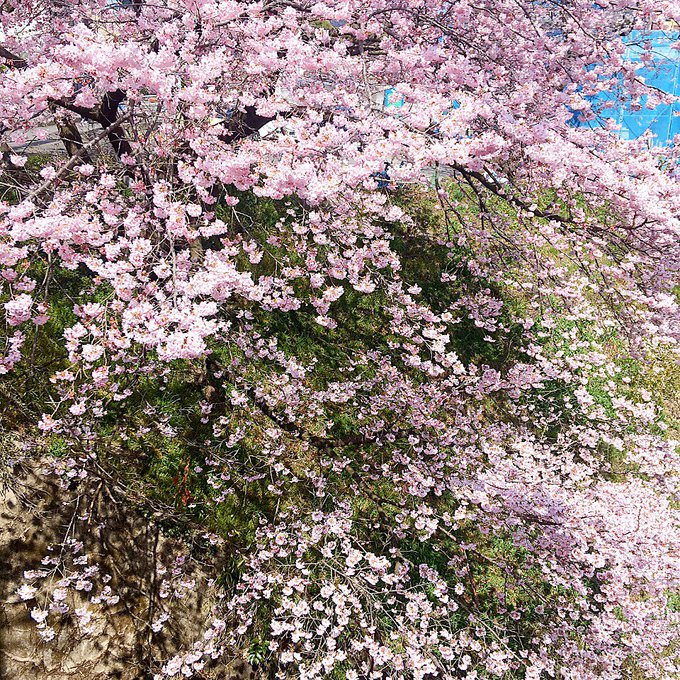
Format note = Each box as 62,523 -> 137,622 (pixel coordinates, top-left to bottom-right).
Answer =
1,0 -> 680,678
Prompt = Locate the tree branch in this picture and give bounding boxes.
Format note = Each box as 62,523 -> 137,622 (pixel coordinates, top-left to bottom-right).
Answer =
24,112 -> 132,204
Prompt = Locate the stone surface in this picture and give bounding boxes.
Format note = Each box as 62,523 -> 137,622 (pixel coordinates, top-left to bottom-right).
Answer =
0,459 -> 251,680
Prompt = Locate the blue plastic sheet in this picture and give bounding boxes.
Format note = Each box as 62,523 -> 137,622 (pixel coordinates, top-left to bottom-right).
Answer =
384,87 -> 406,109
572,31 -> 680,146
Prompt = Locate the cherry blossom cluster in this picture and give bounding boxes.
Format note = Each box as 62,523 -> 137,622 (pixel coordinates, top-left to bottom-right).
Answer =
1,0 -> 680,678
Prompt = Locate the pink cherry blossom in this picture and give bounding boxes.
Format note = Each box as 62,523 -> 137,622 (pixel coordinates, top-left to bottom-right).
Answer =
1,0 -> 679,678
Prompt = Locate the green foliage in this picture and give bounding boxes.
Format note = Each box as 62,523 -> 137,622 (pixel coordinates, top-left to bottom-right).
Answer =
2,176 -> 677,677
247,639 -> 269,666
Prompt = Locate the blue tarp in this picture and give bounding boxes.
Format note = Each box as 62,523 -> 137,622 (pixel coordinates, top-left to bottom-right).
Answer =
384,87 -> 406,109
572,31 -> 680,146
